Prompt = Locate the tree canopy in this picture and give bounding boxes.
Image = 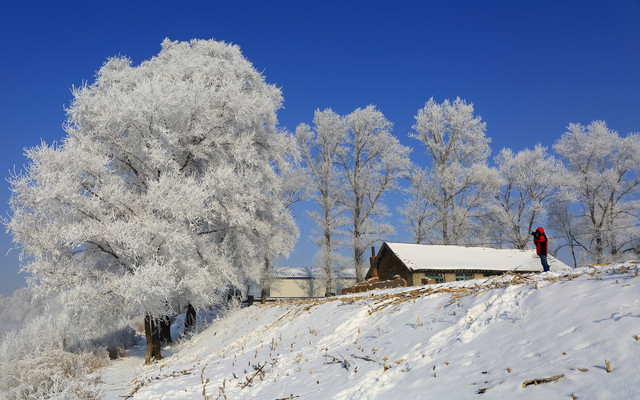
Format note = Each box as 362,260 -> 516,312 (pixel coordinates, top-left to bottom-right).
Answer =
7,38 -> 297,334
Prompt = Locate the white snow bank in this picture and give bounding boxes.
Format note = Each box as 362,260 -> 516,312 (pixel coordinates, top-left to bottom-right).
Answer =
97,264 -> 640,399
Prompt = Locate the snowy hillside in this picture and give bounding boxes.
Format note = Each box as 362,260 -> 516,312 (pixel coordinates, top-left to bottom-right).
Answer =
97,264 -> 640,399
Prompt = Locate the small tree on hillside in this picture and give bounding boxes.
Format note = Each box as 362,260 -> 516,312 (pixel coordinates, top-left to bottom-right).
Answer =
548,201 -> 582,267
6,39 -> 297,363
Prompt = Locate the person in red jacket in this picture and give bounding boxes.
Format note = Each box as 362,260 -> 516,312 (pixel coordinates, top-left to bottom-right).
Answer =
531,227 -> 550,272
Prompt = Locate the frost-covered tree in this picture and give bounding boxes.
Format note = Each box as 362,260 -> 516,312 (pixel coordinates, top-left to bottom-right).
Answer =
258,140 -> 304,303
337,106 -> 411,281
488,144 -> 564,249
0,287 -> 47,336
548,201 -> 581,267
296,109 -> 349,295
406,97 -> 499,245
6,39 -> 297,363
553,121 -> 640,264
399,166 -> 436,244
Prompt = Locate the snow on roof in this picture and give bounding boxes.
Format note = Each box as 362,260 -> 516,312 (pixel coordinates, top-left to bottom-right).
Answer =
382,242 -> 570,272
271,267 -> 357,279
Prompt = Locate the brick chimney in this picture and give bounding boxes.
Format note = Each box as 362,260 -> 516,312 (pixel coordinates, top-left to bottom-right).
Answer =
369,246 -> 378,278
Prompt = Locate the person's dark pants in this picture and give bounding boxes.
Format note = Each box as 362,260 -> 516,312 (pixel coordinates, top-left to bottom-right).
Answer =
539,254 -> 550,272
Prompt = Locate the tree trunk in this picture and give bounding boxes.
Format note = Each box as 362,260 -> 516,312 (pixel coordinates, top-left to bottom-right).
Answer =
184,303 -> 196,334
261,256 -> 270,304
594,231 -> 604,264
260,288 -> 268,304
324,208 -> 334,297
354,243 -> 364,282
144,315 -> 162,364
159,315 -> 172,344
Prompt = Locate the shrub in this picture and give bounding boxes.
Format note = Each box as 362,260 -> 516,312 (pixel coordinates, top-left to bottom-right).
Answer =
0,315 -> 109,399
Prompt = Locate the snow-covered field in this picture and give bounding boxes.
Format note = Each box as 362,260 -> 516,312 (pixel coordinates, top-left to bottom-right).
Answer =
97,264 -> 640,399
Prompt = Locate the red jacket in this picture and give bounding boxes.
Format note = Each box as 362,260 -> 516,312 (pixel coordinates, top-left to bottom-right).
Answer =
533,227 -> 548,255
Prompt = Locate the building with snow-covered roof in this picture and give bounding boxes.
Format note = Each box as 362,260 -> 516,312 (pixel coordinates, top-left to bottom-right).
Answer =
269,267 -> 357,298
366,242 -> 570,286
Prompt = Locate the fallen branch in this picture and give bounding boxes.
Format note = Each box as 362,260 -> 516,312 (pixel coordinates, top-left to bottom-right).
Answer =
122,384 -> 141,399
350,353 -> 376,362
522,374 -> 564,388
240,362 -> 266,389
478,384 -> 496,394
324,353 -> 350,370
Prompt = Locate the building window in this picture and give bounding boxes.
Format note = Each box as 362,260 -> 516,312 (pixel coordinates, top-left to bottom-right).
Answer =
455,272 -> 474,281
426,273 -> 444,284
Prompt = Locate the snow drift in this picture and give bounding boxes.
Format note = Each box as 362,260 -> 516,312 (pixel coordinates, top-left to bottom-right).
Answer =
98,264 -> 640,399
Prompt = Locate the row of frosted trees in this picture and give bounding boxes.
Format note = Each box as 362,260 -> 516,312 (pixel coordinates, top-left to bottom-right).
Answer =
4,39 -> 640,376
299,99 -> 640,294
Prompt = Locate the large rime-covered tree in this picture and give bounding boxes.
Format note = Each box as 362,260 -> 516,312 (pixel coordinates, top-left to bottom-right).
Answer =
553,121 -> 640,264
337,106 -> 411,282
296,109 -> 349,296
6,39 -> 297,363
406,97 -> 499,245
488,144 -> 564,249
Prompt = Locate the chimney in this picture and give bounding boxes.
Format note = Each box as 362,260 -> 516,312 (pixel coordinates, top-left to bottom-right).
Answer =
369,246 -> 378,278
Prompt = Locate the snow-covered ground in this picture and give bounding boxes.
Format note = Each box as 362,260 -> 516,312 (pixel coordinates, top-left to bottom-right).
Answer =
97,264 -> 640,399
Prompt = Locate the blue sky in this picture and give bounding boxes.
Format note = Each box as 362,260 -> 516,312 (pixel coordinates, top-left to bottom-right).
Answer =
1,0 -> 639,296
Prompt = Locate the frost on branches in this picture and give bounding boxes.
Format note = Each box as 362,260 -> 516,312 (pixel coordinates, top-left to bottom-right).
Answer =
297,106 -> 410,284
6,38 -> 297,363
553,121 -> 640,264
488,144 -> 564,249
296,109 -> 350,295
338,106 -> 411,281
403,98 -> 499,245
258,140 -> 305,304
